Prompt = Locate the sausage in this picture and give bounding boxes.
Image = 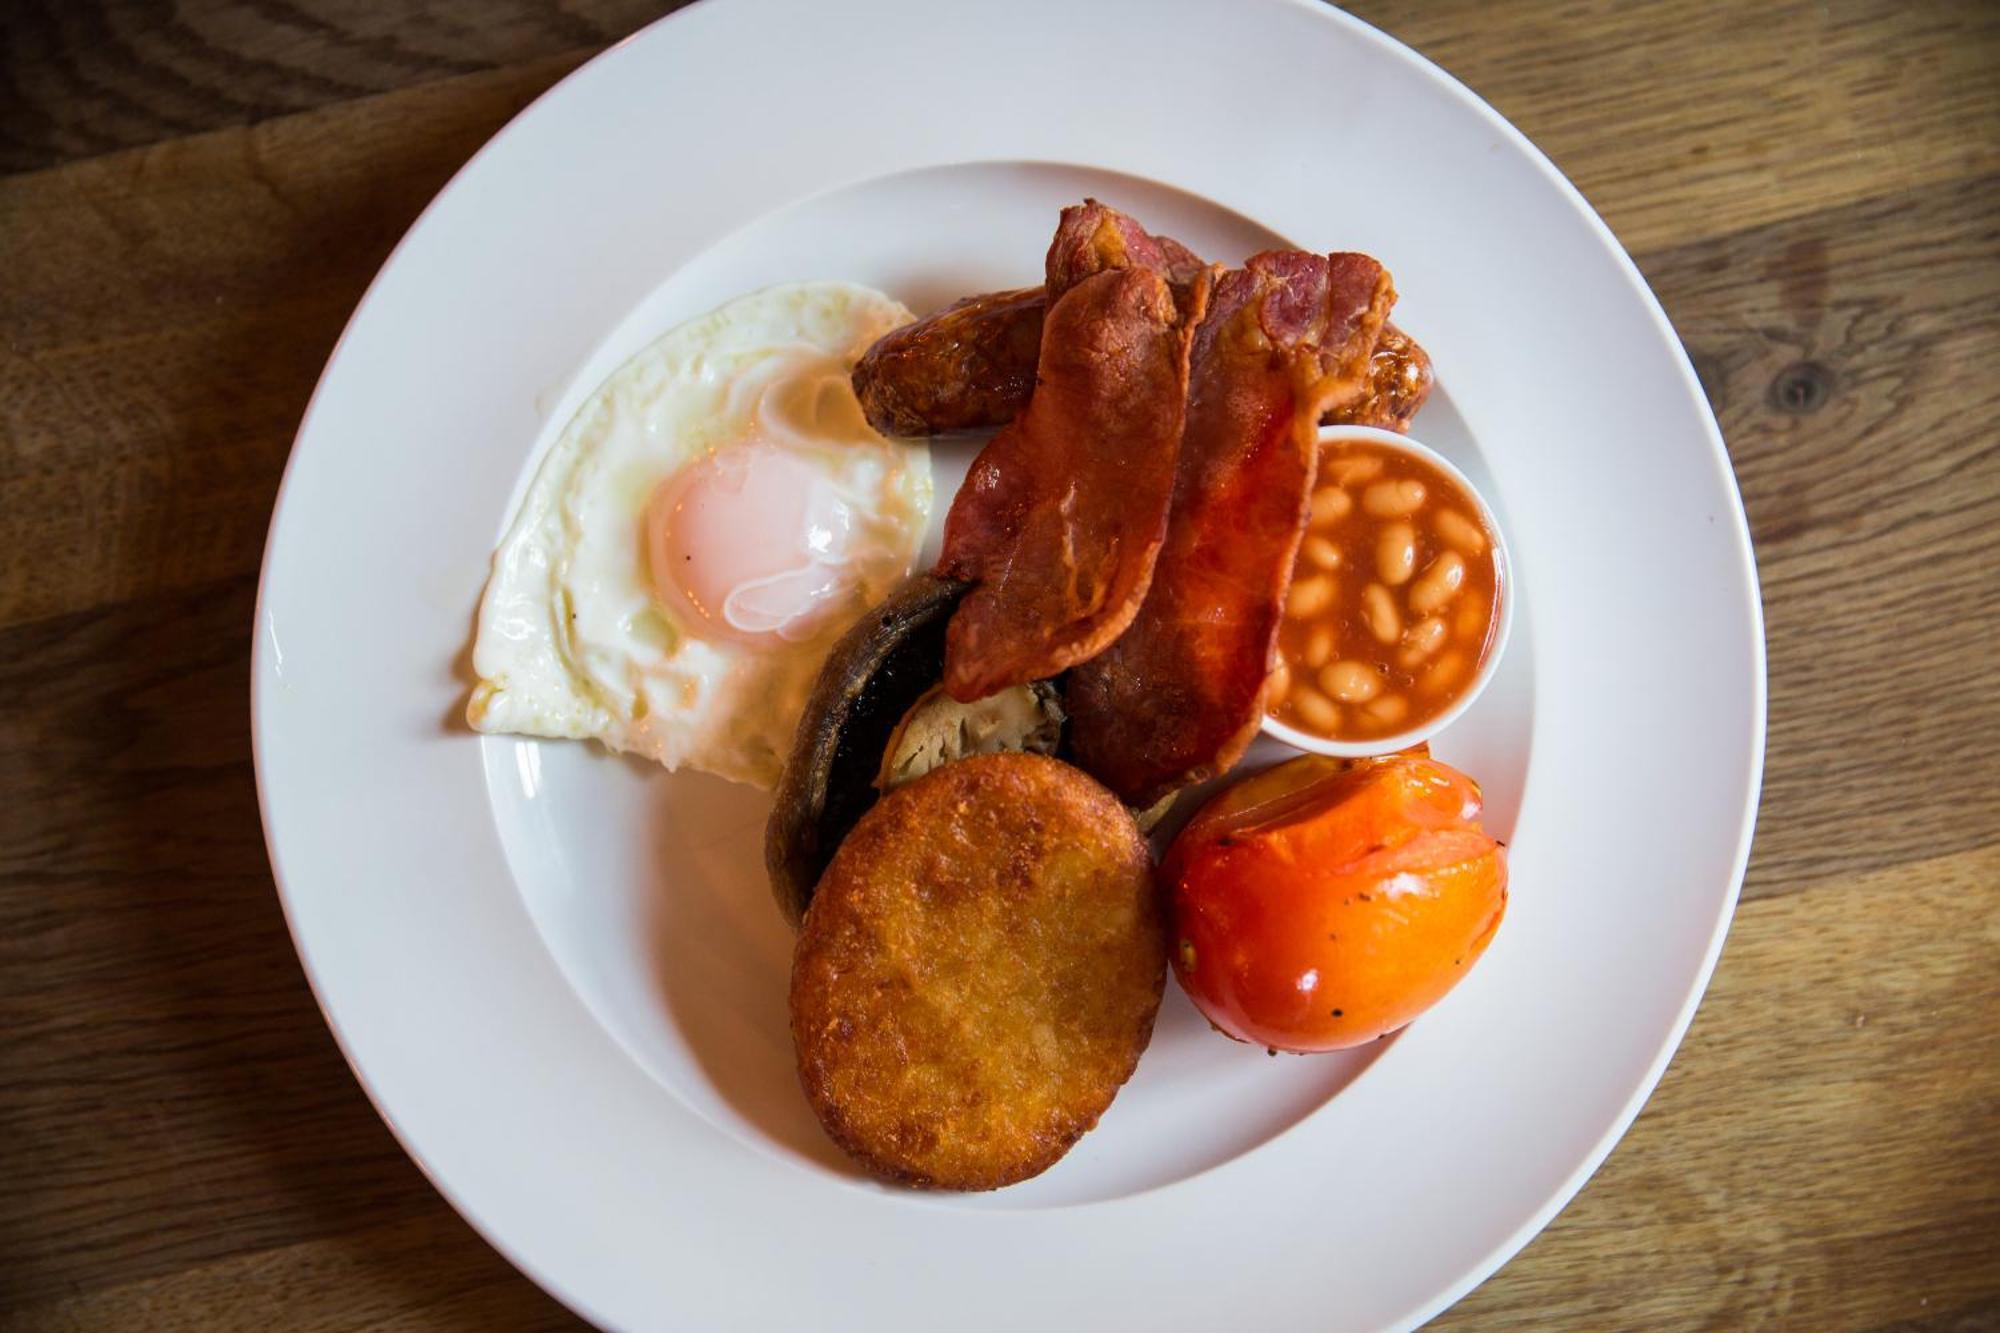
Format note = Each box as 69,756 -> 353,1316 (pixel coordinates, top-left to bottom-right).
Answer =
854,283 -> 1431,437
850,286 -> 1045,437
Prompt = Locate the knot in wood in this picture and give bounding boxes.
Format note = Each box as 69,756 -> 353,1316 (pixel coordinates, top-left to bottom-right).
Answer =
1768,360 -> 1836,415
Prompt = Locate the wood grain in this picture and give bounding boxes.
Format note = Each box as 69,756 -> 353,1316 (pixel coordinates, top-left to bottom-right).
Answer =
0,578 -> 461,1307
1,0 -> 1995,1328
7,1 -> 1993,242
1436,847 -> 2000,1330
1342,0 -> 2000,254
0,56 -> 581,631
1641,174 -> 2000,897
6,1212 -> 579,1333
0,0 -> 685,173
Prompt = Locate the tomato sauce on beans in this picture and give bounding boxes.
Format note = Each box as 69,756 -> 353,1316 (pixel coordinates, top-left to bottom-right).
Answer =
1268,438 -> 1502,741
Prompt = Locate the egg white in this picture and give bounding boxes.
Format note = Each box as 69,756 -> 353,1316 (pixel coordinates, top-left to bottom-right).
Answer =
467,282 -> 927,788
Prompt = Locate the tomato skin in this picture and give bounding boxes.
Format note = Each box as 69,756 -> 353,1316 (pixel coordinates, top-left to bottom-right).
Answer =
1163,753 -> 1507,1052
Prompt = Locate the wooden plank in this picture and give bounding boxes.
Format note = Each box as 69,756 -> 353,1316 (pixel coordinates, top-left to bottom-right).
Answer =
0,57 -> 578,632
0,0 -> 681,173
7,0 -> 1997,252
2,1213 -> 579,1332
1345,0 -> 2000,254
0,577 -> 447,1307
1435,845 -> 2000,1330
1638,174 -> 2000,897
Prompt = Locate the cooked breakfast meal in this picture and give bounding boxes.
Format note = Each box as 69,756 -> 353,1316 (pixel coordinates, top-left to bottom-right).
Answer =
467,199 -> 1513,1189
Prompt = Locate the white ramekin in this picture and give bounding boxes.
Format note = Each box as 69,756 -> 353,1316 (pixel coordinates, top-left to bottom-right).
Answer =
1260,424 -> 1514,758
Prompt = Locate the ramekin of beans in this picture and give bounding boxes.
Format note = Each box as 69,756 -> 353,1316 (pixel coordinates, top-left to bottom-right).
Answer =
1263,425 -> 1514,757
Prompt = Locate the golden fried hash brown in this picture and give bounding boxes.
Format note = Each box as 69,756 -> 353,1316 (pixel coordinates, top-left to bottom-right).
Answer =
790,752 -> 1166,1190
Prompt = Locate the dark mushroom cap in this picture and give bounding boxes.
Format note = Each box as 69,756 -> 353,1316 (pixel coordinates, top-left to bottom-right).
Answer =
764,574 -> 967,926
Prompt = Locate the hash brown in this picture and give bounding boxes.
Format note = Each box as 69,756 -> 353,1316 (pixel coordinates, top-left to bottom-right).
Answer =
789,752 -> 1166,1190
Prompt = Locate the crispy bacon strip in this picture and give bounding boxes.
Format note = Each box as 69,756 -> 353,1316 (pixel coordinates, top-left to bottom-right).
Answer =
1065,251 -> 1395,805
1045,199 -> 1209,296
936,264 -> 1209,701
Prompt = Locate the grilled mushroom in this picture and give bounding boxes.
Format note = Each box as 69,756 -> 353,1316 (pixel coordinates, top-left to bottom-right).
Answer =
765,574 -> 966,926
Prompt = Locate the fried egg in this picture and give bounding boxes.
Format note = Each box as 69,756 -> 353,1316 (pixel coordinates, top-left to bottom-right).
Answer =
468,282 -> 928,788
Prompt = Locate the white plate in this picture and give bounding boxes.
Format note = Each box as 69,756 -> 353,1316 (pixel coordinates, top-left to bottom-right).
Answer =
252,1 -> 1765,1327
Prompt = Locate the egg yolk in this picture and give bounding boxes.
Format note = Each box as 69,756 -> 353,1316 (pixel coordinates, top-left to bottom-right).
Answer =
646,439 -> 861,643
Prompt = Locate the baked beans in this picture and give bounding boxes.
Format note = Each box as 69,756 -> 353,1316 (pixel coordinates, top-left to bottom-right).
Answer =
1270,437 -> 1502,741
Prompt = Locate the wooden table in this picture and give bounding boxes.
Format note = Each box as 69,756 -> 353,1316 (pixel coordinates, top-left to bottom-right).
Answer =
3,2 -> 1995,1327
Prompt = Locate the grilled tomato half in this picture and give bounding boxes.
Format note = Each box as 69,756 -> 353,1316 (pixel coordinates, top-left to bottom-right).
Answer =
1161,752 -> 1506,1052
